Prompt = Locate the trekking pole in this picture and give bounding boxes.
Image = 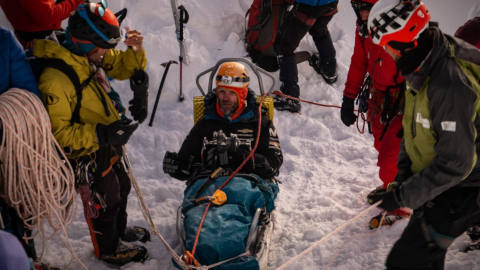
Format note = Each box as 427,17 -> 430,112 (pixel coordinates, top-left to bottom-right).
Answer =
178,5 -> 189,102
148,60 -> 178,127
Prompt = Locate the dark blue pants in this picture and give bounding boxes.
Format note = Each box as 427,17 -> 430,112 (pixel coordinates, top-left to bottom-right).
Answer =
276,2 -> 338,97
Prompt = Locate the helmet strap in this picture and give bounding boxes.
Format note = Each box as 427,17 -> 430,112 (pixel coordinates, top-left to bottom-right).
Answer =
71,33 -> 99,58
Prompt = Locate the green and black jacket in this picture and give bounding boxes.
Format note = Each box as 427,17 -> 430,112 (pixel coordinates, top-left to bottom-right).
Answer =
398,26 -> 480,210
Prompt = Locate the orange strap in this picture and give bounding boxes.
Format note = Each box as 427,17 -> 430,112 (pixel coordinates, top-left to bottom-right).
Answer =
183,251 -> 199,269
101,155 -> 120,177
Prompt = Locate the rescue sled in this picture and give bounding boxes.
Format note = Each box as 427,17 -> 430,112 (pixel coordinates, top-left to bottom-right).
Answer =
176,173 -> 278,270
175,58 -> 278,270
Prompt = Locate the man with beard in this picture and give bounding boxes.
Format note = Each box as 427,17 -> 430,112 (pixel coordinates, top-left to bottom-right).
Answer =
367,0 -> 480,268
163,61 -> 283,182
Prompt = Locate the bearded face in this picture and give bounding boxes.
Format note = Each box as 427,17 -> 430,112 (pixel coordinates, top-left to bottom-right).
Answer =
217,88 -> 239,117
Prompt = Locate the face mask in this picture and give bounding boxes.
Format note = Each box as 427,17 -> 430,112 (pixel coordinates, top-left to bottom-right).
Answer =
395,28 -> 434,75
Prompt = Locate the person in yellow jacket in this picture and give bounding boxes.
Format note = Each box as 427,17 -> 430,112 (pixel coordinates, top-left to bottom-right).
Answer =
34,1 -> 150,265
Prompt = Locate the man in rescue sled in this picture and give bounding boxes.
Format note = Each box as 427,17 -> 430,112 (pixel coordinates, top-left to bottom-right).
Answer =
163,61 -> 283,269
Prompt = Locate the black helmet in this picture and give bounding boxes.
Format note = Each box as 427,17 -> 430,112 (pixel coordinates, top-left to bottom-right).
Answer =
68,2 -> 123,49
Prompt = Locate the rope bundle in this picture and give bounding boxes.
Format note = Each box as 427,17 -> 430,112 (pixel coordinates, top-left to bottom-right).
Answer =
0,88 -> 83,267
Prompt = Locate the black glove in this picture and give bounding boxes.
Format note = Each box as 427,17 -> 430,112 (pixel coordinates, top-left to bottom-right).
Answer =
163,151 -> 179,174
129,69 -> 149,123
251,153 -> 276,177
96,119 -> 139,147
340,96 -> 357,127
368,188 -> 402,212
394,169 -> 413,186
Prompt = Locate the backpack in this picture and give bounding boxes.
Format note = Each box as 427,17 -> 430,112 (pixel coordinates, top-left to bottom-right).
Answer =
29,57 -> 95,125
245,0 -> 294,72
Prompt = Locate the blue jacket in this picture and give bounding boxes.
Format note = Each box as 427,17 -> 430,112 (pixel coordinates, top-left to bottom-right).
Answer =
0,27 -> 39,97
295,0 -> 338,6
0,230 -> 30,270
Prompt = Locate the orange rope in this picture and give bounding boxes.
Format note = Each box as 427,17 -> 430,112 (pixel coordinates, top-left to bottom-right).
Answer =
271,91 -> 369,134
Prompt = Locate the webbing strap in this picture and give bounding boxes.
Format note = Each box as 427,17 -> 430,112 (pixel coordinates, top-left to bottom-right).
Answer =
37,58 -> 95,124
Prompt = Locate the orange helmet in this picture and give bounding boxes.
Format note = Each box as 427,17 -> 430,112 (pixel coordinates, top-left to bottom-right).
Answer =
215,62 -> 250,103
216,62 -> 250,89
368,0 -> 431,46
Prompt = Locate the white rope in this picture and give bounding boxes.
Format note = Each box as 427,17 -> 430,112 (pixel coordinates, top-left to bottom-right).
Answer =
121,146 -> 189,268
275,201 -> 382,270
320,211 -> 386,270
0,89 -> 86,269
123,146 -> 251,270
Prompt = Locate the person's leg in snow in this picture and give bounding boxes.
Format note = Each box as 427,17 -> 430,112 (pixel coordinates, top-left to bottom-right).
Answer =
83,147 -> 148,265
114,159 -> 151,243
386,187 -> 480,269
367,99 -> 411,228
308,5 -> 338,84
274,2 -> 338,113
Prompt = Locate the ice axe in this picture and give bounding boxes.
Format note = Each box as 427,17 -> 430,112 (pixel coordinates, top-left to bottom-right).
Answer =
148,60 -> 178,127
178,5 -> 189,102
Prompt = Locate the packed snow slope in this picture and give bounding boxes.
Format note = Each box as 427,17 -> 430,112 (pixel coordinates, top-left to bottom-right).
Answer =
2,0 -> 480,269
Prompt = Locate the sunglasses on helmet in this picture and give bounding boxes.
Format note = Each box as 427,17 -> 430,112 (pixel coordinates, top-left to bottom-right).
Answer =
216,75 -> 250,83
77,0 -> 126,44
351,1 -> 374,11
96,0 -> 108,16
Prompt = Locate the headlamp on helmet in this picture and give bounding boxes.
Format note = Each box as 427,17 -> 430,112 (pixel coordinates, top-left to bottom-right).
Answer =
215,62 -> 250,89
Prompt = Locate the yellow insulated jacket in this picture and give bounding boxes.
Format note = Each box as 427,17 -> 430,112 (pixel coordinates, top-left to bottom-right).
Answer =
33,39 -> 147,158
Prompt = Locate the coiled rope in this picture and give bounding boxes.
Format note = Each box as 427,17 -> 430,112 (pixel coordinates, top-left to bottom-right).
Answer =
0,89 -> 86,269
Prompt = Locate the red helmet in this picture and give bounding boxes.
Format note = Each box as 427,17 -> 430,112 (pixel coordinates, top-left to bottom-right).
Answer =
368,0 -> 431,46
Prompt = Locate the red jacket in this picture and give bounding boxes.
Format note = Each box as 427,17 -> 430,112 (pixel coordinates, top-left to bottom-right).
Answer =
455,17 -> 480,49
0,0 -> 82,33
344,27 -> 405,99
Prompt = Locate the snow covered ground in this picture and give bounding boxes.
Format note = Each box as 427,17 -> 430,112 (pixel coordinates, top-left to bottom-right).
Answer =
2,0 -> 480,269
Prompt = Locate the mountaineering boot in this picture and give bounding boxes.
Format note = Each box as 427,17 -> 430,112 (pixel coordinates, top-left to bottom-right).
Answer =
369,210 -> 411,229
274,96 -> 301,113
99,240 -> 149,265
309,53 -> 338,85
367,185 -> 387,205
121,225 -> 151,243
464,223 -> 480,252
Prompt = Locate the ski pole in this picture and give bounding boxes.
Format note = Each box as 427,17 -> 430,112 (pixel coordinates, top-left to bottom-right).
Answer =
178,5 -> 189,102
148,60 -> 178,127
